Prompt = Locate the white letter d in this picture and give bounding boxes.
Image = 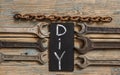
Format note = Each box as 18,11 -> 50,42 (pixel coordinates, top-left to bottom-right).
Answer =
56,24 -> 67,36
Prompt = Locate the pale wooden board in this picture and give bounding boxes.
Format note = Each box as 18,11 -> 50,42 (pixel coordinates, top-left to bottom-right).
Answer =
0,0 -> 120,75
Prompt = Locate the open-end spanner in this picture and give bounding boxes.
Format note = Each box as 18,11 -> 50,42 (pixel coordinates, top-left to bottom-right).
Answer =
0,39 -> 47,52
75,37 -> 120,54
0,22 -> 49,38
0,52 -> 46,65
76,55 -> 120,69
76,23 -> 120,34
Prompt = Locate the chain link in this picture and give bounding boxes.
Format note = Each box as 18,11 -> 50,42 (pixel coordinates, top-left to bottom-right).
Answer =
35,15 -> 46,21
100,17 -> 112,23
90,16 -> 101,22
47,15 -> 60,21
70,16 -> 80,21
13,14 -> 112,23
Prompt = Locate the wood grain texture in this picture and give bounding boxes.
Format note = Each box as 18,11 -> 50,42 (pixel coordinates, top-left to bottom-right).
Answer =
0,0 -> 120,75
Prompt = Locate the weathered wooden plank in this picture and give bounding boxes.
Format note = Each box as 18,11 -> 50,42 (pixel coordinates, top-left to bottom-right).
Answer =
0,0 -> 120,75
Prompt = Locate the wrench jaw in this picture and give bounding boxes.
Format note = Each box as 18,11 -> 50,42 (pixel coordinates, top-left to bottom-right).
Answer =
37,39 -> 48,52
36,22 -> 50,38
75,37 -> 92,54
37,53 -> 47,65
77,23 -> 87,34
76,55 -> 89,69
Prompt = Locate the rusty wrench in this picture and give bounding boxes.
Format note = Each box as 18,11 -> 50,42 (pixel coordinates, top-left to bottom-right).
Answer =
75,37 -> 120,54
0,52 -> 46,65
76,55 -> 120,69
0,39 -> 47,52
76,23 -> 120,34
0,22 -> 49,38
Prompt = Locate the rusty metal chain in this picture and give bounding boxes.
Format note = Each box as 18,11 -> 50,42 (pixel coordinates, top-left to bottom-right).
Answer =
13,13 -> 112,23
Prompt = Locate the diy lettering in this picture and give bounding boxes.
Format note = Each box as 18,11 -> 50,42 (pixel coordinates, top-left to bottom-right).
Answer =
49,23 -> 74,71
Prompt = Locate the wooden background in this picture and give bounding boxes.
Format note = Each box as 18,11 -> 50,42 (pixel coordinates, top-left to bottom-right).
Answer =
0,0 -> 120,75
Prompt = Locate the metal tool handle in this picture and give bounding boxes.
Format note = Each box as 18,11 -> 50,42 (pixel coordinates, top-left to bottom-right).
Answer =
75,37 -> 120,54
0,27 -> 36,34
86,26 -> 120,34
0,41 -> 37,48
77,55 -> 120,69
89,60 -> 120,66
0,22 -> 50,38
0,53 -> 46,64
0,39 -> 47,52
92,42 -> 120,49
77,23 -> 120,34
3,55 -> 39,61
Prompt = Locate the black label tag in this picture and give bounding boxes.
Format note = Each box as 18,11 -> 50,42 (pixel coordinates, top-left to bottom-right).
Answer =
49,23 -> 74,72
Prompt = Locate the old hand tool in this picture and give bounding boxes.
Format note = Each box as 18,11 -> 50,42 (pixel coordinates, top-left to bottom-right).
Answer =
0,22 -> 49,38
0,52 -> 46,65
76,55 -> 120,69
75,37 -> 120,54
76,23 -> 120,34
0,39 -> 47,52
